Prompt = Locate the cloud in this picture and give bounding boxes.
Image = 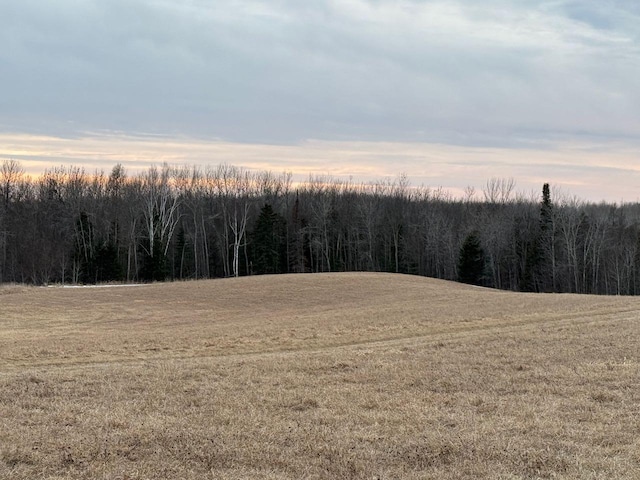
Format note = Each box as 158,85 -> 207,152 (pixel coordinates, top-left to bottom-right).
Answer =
1,0 -> 639,148
1,1 -> 639,204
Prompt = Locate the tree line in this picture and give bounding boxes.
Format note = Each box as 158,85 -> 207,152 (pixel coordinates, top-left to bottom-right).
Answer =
1,159 -> 640,295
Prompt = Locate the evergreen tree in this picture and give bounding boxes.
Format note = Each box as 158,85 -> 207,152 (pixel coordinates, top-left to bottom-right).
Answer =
518,183 -> 554,292
541,183 -> 552,228
537,182 -> 555,292
95,240 -> 123,282
96,221 -> 124,283
251,203 -> 286,274
458,231 -> 485,285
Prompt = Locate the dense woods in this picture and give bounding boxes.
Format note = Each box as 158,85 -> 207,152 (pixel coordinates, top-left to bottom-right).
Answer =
2,159 -> 640,295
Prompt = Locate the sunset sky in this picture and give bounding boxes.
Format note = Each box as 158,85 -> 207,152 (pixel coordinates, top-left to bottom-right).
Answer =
2,0 -> 639,201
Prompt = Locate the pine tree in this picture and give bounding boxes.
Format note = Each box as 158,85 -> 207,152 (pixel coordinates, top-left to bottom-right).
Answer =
537,182 -> 555,292
458,231 -> 485,285
95,241 -> 123,282
251,203 -> 287,275
541,183 -> 552,228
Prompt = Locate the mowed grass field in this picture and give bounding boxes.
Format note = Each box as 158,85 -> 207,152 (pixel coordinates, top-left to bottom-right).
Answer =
1,273 -> 639,479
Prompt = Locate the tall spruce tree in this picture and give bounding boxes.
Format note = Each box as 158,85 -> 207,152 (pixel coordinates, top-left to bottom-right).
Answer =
458,231 -> 486,285
538,182 -> 555,292
250,203 -> 287,275
95,240 -> 123,282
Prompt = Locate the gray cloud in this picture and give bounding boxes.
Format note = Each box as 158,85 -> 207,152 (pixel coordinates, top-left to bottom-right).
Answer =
1,0 -> 639,149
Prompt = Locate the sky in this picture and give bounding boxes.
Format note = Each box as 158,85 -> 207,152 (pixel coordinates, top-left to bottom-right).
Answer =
1,0 -> 639,202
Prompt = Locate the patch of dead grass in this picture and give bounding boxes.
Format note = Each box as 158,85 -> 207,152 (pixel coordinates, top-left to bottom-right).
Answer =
1,273 -> 640,478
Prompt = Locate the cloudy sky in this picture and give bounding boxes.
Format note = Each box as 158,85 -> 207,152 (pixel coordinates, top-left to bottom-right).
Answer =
1,0 -> 639,201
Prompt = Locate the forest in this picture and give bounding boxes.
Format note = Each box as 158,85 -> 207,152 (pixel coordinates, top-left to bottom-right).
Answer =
1,159 -> 640,295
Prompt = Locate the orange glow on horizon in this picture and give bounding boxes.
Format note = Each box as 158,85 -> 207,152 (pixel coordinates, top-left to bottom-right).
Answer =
1,132 -> 639,203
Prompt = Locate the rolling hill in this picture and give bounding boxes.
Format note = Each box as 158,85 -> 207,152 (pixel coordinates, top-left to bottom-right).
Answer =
1,273 -> 639,478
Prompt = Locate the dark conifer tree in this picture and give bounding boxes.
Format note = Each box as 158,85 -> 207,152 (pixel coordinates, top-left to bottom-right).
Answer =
537,182 -> 555,292
251,203 -> 286,274
458,231 -> 486,285
95,241 -> 123,282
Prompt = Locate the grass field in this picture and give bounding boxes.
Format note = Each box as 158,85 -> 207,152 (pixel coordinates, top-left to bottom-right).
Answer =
1,272 -> 639,479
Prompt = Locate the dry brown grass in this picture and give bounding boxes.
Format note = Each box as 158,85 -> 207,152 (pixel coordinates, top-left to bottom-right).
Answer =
1,272 -> 639,479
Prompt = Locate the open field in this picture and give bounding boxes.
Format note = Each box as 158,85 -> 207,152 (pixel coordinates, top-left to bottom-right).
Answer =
1,272 -> 640,479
